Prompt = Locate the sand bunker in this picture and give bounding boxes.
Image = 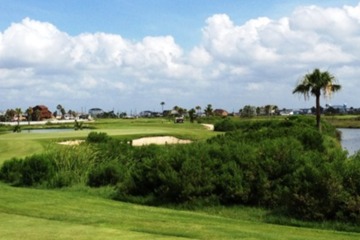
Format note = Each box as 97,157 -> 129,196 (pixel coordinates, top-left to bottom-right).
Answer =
58,140 -> 85,146
132,136 -> 192,146
202,124 -> 214,131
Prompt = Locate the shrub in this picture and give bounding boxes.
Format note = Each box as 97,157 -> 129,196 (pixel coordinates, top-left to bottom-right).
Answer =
214,118 -> 236,131
88,162 -> 123,187
0,158 -> 23,185
86,132 -> 109,143
21,154 -> 55,186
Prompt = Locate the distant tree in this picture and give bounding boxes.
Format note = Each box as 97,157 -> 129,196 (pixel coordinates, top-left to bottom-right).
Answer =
35,109 -> 41,121
204,104 -> 213,117
14,108 -> 22,132
119,112 -> 127,118
25,107 -> 33,125
188,108 -> 196,123
5,109 -> 16,122
56,104 -> 62,116
68,110 -> 77,118
160,102 -> 165,113
293,69 -> 341,131
172,106 -> 186,116
60,108 -> 66,119
241,105 -> 256,118
178,107 -> 186,116
57,104 -> 66,119
195,106 -> 201,115
273,105 -> 279,115
265,105 -> 272,116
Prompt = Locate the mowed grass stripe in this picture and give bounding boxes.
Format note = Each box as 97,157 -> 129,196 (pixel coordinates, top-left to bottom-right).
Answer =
0,184 -> 359,240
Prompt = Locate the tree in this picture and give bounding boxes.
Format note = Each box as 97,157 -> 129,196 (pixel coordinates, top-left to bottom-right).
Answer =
25,107 -> 33,125
204,104 -> 213,117
293,68 -> 341,131
56,104 -> 62,118
241,105 -> 256,118
35,109 -> 41,121
5,109 -> 16,122
195,106 -> 201,115
57,104 -> 66,119
160,102 -> 165,114
188,108 -> 196,123
14,108 -> 22,132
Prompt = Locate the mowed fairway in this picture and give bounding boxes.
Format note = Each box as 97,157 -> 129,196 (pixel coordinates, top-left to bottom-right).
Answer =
1,183 -> 359,240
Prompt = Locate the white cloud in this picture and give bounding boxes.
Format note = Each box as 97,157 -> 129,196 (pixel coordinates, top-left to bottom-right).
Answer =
1,2 -> 360,111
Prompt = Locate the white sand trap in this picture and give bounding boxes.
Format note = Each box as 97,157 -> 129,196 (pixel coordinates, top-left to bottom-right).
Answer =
132,136 -> 191,146
58,140 -> 85,146
202,124 -> 214,131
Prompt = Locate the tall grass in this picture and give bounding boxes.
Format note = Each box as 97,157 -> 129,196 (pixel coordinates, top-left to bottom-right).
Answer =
47,144 -> 97,187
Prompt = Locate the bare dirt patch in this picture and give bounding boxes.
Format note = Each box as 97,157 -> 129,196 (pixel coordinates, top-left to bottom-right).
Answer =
132,136 -> 192,146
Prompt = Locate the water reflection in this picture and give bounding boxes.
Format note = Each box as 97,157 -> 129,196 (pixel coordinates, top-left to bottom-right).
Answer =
25,128 -> 74,133
339,128 -> 360,156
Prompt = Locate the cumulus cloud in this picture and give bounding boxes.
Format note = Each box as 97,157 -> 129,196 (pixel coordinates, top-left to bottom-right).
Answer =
1,2 -> 360,111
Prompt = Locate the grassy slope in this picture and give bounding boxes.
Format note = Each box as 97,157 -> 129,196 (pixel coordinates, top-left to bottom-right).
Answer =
1,183 -> 359,240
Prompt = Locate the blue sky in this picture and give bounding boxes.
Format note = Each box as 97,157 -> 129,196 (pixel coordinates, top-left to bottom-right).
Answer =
3,0 -> 357,48
1,0 -> 360,113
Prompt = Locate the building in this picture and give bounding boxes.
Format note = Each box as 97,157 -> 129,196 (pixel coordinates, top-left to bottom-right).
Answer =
88,108 -> 104,117
214,109 -> 229,117
32,105 -> 52,120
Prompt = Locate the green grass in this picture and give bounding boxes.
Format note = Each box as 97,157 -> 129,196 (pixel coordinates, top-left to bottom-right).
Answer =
1,183 -> 359,240
1,117 -> 360,239
324,115 -> 360,128
0,118 -> 219,164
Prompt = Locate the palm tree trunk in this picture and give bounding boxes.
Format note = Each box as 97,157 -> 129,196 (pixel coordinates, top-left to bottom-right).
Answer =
315,95 -> 321,131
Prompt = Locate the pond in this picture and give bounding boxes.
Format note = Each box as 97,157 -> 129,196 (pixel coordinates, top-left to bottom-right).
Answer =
339,128 -> 360,156
24,128 -> 75,133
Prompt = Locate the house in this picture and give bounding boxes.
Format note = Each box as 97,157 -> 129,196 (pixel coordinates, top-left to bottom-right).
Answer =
326,104 -> 347,114
32,105 -> 52,120
214,109 -> 228,117
88,108 -> 104,117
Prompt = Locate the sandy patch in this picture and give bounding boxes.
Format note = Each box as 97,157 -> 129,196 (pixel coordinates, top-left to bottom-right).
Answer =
58,140 -> 85,146
132,136 -> 192,146
202,124 -> 214,131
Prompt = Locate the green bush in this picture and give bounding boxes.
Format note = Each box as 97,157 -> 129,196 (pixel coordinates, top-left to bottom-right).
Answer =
0,155 -> 54,187
88,162 -> 123,187
86,132 -> 109,143
0,158 -> 23,185
21,154 -> 55,186
214,118 -> 236,131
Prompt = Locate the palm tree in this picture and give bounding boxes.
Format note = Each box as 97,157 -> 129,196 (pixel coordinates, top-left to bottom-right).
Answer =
204,104 -> 213,117
195,106 -> 201,116
14,108 -> 22,132
26,107 -> 33,125
57,104 -> 62,118
293,68 -> 341,131
160,102 -> 165,114
188,108 -> 196,123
